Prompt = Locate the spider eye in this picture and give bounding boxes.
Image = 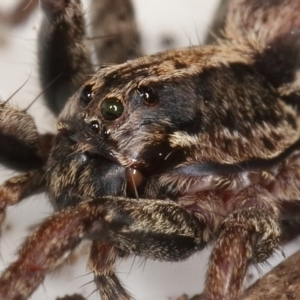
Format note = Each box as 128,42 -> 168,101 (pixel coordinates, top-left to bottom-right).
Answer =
138,86 -> 157,106
101,97 -> 124,120
89,120 -> 100,133
80,85 -> 93,106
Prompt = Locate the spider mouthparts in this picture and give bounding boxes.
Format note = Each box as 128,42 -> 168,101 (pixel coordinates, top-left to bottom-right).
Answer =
126,168 -> 144,196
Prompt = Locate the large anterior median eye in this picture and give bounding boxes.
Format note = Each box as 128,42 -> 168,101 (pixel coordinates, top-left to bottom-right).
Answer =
101,97 -> 124,120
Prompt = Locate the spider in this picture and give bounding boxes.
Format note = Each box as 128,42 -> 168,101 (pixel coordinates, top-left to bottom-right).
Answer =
0,1 -> 219,299
1,0 -> 300,300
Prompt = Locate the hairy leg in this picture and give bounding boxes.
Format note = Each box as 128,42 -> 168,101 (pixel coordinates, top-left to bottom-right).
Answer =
88,241 -> 131,300
0,101 -> 53,171
39,0 -> 141,115
39,0 -> 93,115
204,208 -> 280,300
0,197 -> 209,300
0,170 -> 45,229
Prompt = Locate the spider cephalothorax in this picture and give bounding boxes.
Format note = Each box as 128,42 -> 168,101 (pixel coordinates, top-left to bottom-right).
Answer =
1,0 -> 300,300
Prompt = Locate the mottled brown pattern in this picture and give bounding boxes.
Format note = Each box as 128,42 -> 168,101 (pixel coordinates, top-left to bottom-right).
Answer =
1,0 -> 300,300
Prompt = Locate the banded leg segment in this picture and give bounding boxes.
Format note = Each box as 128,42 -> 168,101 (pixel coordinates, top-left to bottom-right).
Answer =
88,242 -> 131,300
204,208 -> 280,300
0,170 -> 45,228
0,197 -> 210,300
0,207 -> 85,300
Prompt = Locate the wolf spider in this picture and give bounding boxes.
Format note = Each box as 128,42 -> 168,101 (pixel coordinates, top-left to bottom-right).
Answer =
1,0 -> 300,299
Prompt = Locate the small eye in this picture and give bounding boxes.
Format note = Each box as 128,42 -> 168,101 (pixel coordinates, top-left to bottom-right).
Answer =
89,120 -> 100,133
80,85 -> 93,106
101,97 -> 124,120
138,86 -> 157,106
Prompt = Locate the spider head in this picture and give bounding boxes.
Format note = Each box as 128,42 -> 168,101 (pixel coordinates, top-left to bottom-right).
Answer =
58,45 -> 299,180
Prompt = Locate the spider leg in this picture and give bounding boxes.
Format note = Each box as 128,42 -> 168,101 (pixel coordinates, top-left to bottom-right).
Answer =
183,154 -> 300,300
0,186 -> 283,300
0,169 -> 45,229
90,0 -> 143,64
88,241 -> 131,300
0,101 -> 53,171
204,207 -> 280,300
39,0 -> 93,115
0,197 -> 210,300
175,184 -> 281,300
39,0 -> 142,115
0,100 -> 50,227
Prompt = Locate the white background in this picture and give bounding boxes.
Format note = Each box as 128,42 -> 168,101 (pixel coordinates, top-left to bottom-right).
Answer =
0,1 -> 299,300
